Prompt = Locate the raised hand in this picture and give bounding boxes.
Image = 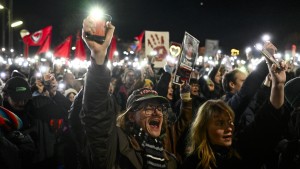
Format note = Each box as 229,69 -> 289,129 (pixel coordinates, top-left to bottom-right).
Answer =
82,16 -> 115,65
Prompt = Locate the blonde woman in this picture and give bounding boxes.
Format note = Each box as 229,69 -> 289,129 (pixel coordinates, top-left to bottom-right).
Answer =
181,60 -> 289,169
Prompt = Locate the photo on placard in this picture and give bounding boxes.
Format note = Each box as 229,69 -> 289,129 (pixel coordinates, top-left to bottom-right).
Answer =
173,32 -> 200,85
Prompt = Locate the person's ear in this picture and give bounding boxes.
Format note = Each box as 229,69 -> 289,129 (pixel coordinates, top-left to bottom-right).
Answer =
229,81 -> 235,89
128,112 -> 135,122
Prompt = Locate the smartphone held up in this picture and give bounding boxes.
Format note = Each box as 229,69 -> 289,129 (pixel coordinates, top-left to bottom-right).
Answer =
85,8 -> 112,44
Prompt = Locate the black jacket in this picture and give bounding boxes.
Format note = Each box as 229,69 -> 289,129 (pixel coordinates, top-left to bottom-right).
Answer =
81,61 -> 177,169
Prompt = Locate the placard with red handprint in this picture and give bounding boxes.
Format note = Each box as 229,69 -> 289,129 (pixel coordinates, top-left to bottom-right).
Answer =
145,31 -> 169,68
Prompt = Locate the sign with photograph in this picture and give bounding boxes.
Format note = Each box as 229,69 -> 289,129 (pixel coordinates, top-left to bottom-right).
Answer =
173,32 -> 200,85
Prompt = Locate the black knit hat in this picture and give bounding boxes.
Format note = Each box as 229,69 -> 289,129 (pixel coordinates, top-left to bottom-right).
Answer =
285,77 -> 300,107
125,88 -> 169,113
3,77 -> 32,101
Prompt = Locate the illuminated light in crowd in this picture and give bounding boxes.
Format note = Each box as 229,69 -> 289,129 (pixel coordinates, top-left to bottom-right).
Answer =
130,51 -> 134,54
166,55 -> 177,64
34,55 -> 39,60
46,52 -> 53,58
0,57 -> 4,63
285,53 -> 291,61
1,48 -> 5,52
245,47 -> 252,54
10,49 -> 14,53
123,51 -> 129,55
241,60 -> 246,65
23,61 -> 29,67
204,56 -> 208,62
238,66 -> 248,74
236,60 -> 240,64
107,60 -> 112,69
217,50 -> 222,54
71,46 -> 76,50
114,51 -> 119,56
40,66 -> 48,73
117,62 -> 123,66
127,61 -> 132,65
36,72 -> 42,77
112,62 -> 118,67
254,43 -> 263,51
124,57 -> 129,60
90,7 -> 105,20
205,67 -> 210,72
203,75 -> 208,80
0,72 -> 6,79
134,58 -> 138,62
132,61 -> 139,68
208,60 -> 214,65
197,56 -> 203,63
58,83 -> 66,91
262,34 -> 271,42
8,58 -> 12,65
41,58 -> 47,62
274,53 -> 282,59
140,59 -> 148,68
214,61 -> 219,65
208,56 -> 213,60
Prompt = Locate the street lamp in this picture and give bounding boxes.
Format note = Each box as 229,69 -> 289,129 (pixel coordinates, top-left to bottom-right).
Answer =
0,3 -> 5,48
11,20 -> 23,27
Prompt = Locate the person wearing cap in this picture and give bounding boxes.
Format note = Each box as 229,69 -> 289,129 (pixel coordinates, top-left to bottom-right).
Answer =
80,17 -> 177,169
1,76 -> 71,168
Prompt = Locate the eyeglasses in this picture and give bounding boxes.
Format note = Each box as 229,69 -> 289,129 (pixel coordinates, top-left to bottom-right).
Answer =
133,104 -> 167,116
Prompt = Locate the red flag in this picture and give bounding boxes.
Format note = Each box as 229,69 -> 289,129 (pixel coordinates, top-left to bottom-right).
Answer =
108,36 -> 117,61
53,36 -> 72,59
135,31 -> 145,52
22,26 -> 52,46
36,35 -> 51,55
74,32 -> 87,60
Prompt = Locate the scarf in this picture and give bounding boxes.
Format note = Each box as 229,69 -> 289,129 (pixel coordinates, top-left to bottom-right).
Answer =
0,106 -> 23,131
132,126 -> 167,169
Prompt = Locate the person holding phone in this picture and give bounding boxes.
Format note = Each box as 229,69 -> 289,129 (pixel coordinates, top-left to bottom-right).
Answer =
80,16 -> 177,169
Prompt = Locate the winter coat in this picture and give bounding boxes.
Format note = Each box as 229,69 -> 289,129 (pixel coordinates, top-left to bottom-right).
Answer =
81,60 -> 177,169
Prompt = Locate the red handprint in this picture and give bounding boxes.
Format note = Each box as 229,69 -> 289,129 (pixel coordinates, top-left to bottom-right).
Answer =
147,33 -> 168,61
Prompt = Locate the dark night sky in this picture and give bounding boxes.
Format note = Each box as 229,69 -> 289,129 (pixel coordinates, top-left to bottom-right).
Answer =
9,0 -> 300,54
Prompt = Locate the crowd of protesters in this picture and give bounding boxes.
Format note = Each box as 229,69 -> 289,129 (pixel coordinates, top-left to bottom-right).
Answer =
1,16 -> 300,169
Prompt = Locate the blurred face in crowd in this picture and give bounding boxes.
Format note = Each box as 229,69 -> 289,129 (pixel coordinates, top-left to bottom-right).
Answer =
167,82 -> 173,100
67,92 -> 76,102
64,73 -> 75,86
190,83 -> 200,96
231,72 -> 247,93
207,112 -> 234,147
214,71 -> 222,85
129,100 -> 164,138
7,97 -> 28,111
125,71 -> 135,86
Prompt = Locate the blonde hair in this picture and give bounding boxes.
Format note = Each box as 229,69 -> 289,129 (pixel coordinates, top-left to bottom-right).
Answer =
188,100 -> 236,169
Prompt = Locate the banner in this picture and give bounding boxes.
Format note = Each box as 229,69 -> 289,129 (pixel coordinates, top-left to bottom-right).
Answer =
145,31 -> 169,68
36,35 -> 51,55
22,26 -> 52,46
53,36 -> 72,59
173,32 -> 200,85
74,32 -> 87,60
205,39 -> 219,57
135,31 -> 145,52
